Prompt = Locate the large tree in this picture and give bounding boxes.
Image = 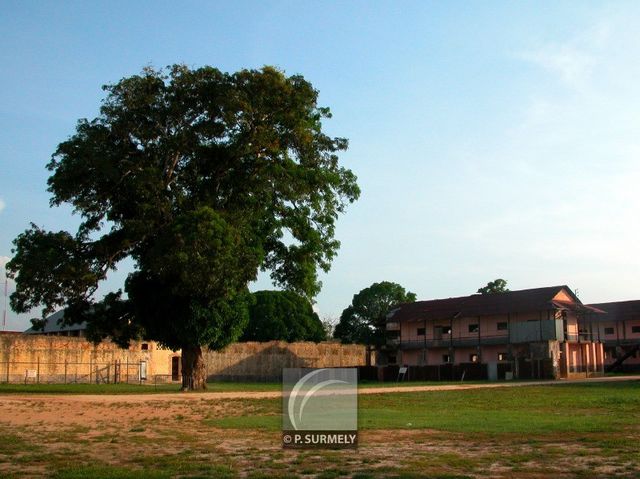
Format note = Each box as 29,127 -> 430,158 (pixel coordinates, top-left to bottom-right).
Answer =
477,279 -> 509,294
7,65 -> 359,390
240,290 -> 326,342
333,281 -> 416,347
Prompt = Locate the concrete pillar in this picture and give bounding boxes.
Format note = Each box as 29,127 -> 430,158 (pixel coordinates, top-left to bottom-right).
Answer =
562,341 -> 570,378
583,343 -> 589,375
599,342 -> 605,374
590,342 -> 597,374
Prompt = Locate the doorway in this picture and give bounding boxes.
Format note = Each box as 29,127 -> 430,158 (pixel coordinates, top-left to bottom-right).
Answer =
171,356 -> 181,381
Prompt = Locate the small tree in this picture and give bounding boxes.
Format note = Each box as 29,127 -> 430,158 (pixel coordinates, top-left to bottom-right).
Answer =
321,317 -> 336,339
240,290 -> 326,342
333,281 -> 416,347
7,65 -> 359,390
477,279 -> 509,294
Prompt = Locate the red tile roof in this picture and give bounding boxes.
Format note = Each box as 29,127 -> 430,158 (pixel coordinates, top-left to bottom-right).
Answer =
389,285 -> 590,322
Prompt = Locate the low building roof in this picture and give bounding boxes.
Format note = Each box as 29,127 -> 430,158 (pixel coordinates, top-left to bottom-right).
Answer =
586,300 -> 640,322
23,310 -> 87,334
389,285 -> 600,323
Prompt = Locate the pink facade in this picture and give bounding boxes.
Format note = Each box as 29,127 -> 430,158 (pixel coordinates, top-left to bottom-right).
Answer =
386,286 -> 607,379
586,301 -> 640,369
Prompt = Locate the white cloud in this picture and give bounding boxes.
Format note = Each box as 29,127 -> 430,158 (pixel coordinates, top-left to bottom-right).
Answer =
434,12 -> 640,301
524,46 -> 596,91
520,22 -> 611,92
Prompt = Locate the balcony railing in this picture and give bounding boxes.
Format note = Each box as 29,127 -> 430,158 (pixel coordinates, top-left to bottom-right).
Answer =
600,337 -> 640,346
396,335 -> 509,349
565,333 -> 595,342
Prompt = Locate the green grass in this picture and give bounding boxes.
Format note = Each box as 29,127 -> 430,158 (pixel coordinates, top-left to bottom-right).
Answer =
1,381 -> 639,478
0,381 -> 281,394
0,383 -> 182,394
205,380 -> 640,435
51,466 -> 172,479
0,379 -> 500,395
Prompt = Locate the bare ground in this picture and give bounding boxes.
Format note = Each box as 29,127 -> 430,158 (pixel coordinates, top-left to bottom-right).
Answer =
0,376 -> 638,478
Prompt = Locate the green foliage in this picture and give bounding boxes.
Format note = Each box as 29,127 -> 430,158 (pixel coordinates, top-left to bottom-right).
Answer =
241,290 -> 326,342
477,278 -> 509,294
7,65 -> 359,352
333,281 -> 416,346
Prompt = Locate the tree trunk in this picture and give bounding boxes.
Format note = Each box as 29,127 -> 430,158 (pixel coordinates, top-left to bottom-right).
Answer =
181,345 -> 207,391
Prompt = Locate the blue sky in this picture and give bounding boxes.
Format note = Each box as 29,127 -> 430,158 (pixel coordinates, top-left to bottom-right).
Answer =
2,1 -> 640,330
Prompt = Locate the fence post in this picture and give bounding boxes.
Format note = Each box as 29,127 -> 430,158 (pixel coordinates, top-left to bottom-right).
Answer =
64,360 -> 67,384
6,358 -> 9,383
126,358 -> 129,384
36,357 -> 40,384
89,357 -> 93,384
107,364 -> 111,384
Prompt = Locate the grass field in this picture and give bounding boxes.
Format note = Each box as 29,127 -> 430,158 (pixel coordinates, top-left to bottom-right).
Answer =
0,380 -> 638,478
0,379 -> 492,395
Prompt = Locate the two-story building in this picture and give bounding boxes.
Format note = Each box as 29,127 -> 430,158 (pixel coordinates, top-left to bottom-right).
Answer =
385,285 -> 605,379
584,300 -> 640,371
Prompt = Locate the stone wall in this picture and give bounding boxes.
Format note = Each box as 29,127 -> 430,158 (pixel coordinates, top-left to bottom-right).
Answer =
204,341 -> 372,381
0,335 -> 371,383
0,335 -> 178,384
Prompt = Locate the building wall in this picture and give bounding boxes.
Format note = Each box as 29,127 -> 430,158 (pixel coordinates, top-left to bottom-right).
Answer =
398,311 -> 573,344
0,335 -> 371,383
204,341 -> 371,381
588,318 -> 640,366
0,334 -> 177,383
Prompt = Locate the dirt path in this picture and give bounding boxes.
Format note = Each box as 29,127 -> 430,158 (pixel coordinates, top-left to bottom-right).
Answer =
1,374 -> 637,405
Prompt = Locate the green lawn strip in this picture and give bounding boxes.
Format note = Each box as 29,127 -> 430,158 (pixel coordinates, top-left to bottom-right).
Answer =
0,383 -> 182,394
0,381 -> 277,394
0,379 -> 494,395
204,382 -> 640,434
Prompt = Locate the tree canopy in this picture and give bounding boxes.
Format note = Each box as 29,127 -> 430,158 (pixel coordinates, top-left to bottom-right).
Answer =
333,281 -> 416,346
240,290 -> 325,342
7,65 -> 359,389
477,279 -> 509,294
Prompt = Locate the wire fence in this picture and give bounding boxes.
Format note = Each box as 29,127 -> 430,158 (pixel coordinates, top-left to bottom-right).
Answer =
0,359 -> 153,384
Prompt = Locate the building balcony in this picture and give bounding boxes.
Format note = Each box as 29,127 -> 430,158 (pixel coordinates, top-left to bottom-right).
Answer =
600,337 -> 640,346
565,333 -> 596,342
396,335 -> 510,350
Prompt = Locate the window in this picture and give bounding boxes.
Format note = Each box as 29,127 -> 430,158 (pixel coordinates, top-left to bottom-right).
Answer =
604,327 -> 615,335
141,343 -> 149,351
632,326 -> 640,334
498,352 -> 508,361
469,354 -> 478,363
442,354 -> 451,363
497,322 -> 508,331
417,327 -> 426,336
468,324 -> 479,333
